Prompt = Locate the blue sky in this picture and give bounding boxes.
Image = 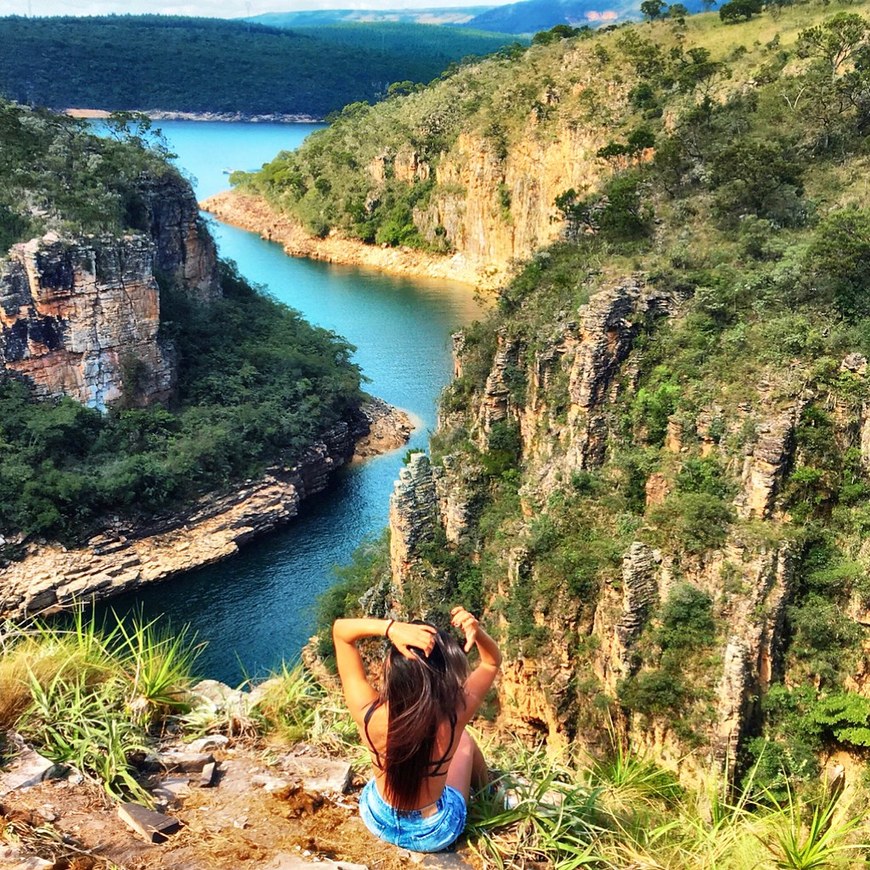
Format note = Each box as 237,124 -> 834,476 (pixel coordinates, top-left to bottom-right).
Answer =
1,0 -> 514,17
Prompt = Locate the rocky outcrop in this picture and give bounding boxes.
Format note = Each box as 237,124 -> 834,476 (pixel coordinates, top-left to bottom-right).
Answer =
479,330 -> 521,436
0,170 -> 220,409
388,453 -> 439,593
0,234 -> 174,409
734,402 -> 805,520
711,544 -> 794,771
141,172 -> 221,303
560,278 -> 679,470
351,399 -> 415,461
613,543 -> 661,679
0,408 -> 410,619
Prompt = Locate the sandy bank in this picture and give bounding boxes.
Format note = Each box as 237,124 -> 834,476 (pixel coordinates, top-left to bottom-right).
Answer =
201,189 -> 506,291
64,108 -> 321,123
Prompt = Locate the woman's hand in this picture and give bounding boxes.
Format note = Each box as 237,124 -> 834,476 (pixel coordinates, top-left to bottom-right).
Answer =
450,606 -> 480,653
388,621 -> 437,659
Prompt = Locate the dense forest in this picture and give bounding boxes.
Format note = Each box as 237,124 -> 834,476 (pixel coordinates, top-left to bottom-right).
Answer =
0,16 -> 521,117
0,104 -> 364,548
258,0 -> 870,826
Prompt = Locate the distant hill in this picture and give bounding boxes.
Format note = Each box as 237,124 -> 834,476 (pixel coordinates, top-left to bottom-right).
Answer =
290,22 -> 526,61
0,15 -> 518,118
464,0 -> 708,32
247,7 -> 495,27
250,1 -> 714,36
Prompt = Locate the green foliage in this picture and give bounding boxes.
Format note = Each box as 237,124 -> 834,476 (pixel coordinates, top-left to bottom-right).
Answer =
483,420 -> 522,477
787,596 -> 862,686
315,533 -> 391,662
532,24 -> 590,45
0,16 -> 521,118
0,102 -> 172,241
709,138 -> 805,226
649,492 -> 734,554
619,668 -> 690,716
719,0 -> 763,22
641,0 -> 669,20
676,457 -> 734,499
0,262 -> 363,544
798,12 -> 869,72
807,692 -> 870,747
658,583 -> 716,651
805,207 -> 870,319
22,671 -> 151,803
631,372 -> 680,445
6,610 -> 201,803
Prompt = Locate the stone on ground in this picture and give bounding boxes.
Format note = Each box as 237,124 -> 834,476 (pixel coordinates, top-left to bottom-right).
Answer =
117,801 -> 181,843
281,753 -> 352,795
0,736 -> 57,795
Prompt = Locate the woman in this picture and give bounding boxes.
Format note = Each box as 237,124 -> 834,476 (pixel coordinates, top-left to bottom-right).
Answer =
332,606 -> 502,853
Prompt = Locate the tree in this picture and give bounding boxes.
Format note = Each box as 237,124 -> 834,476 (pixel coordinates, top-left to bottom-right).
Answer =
669,3 -> 690,18
719,0 -> 763,22
798,12 -> 869,73
805,207 -> 870,318
641,0 -> 667,20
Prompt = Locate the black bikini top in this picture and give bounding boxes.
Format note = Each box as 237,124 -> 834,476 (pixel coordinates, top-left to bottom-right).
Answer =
363,699 -> 457,777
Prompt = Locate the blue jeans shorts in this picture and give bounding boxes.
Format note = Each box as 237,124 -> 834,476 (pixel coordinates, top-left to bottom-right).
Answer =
358,779 -> 467,852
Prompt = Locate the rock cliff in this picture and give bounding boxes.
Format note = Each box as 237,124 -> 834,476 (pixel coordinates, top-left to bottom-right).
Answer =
382,274 -> 842,783
0,171 -> 219,409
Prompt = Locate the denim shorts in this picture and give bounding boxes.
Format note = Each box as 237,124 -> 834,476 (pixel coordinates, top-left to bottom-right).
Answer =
358,779 -> 467,852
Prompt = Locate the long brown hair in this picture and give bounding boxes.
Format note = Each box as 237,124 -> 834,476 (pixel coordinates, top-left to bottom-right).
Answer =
379,624 -> 468,809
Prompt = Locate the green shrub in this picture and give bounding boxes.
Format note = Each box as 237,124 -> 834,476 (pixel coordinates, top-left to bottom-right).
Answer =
805,207 -> 870,320
658,584 -> 716,651
648,492 -> 734,554
618,669 -> 689,717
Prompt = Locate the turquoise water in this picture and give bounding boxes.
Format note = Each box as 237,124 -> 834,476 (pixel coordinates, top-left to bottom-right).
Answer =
100,121 -> 484,684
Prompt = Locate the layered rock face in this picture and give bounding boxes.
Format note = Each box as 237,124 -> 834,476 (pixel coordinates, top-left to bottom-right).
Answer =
0,234 -> 173,409
418,123 -> 607,277
385,276 -> 825,781
0,170 -> 219,409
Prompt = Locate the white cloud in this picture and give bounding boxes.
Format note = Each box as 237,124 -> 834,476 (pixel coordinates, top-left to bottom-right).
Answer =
2,0 -> 515,18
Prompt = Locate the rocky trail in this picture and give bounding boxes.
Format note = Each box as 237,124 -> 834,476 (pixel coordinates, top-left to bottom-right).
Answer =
0,733 -> 475,870
0,677 -> 476,870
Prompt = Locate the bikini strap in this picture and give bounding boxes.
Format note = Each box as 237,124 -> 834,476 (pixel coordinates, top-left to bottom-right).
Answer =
424,710 -> 457,777
363,699 -> 384,768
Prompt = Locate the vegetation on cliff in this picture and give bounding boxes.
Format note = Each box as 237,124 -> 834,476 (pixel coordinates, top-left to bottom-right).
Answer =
0,16 -> 522,118
0,102 -> 364,548
310,0 -> 870,815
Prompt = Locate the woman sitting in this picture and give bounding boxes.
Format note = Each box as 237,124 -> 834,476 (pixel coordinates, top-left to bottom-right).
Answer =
332,606 -> 502,853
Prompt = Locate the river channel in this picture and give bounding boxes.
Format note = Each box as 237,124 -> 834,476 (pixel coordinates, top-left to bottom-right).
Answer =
99,121 -> 484,685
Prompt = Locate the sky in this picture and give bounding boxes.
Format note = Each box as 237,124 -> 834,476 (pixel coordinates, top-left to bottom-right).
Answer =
0,0 -> 516,17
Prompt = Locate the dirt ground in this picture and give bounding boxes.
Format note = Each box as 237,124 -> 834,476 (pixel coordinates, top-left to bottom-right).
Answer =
0,741 -> 477,870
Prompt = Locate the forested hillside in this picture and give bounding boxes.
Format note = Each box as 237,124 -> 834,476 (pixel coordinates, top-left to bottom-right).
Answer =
271,0 -> 870,813
0,16 -> 519,118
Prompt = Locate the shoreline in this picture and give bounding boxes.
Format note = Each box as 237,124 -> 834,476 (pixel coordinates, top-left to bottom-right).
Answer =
64,108 -> 323,124
0,400 -> 412,620
201,189 -> 506,291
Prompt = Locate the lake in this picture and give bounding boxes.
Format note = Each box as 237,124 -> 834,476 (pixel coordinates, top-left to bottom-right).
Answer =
100,121 -> 484,685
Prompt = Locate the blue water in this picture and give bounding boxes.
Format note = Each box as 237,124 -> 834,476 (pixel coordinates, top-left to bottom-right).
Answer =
100,121 -> 484,684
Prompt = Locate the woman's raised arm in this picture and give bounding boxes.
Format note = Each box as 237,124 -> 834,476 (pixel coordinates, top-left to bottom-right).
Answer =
450,606 -> 502,721
332,618 -> 438,718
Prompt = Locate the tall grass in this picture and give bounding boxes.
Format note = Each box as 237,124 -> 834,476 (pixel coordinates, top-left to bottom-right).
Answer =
1,608 -> 201,803
464,741 -> 869,870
